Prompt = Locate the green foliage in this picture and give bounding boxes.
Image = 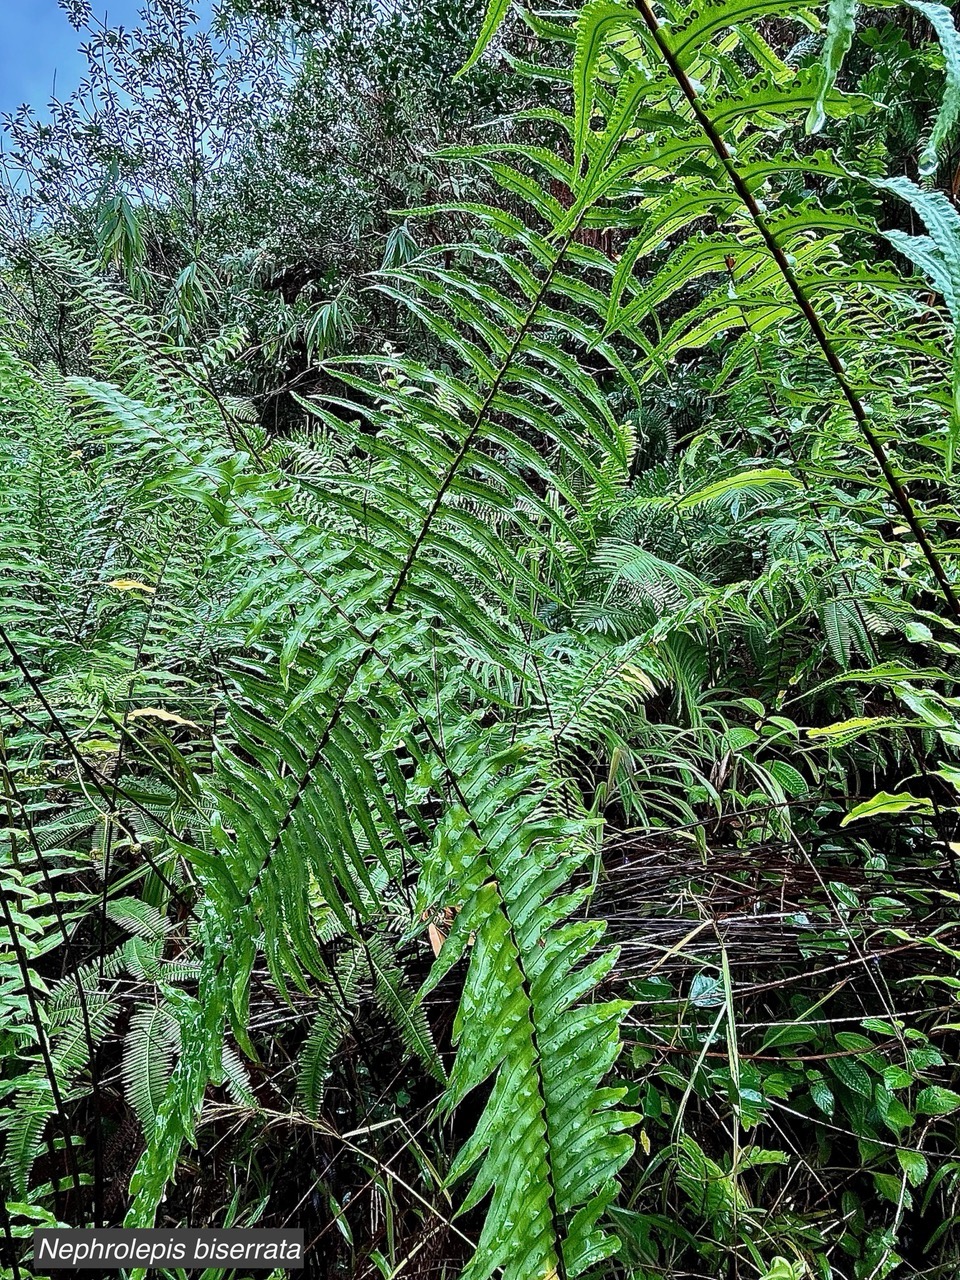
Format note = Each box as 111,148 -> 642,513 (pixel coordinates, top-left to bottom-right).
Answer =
3,0 -> 960,1277
809,0 -> 860,133
903,1 -> 960,174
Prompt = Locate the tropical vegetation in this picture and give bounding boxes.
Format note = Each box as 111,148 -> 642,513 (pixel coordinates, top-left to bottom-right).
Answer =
2,0 -> 960,1277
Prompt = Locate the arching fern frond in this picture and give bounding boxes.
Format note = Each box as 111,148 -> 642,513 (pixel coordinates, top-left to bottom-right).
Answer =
419,745 -> 635,1280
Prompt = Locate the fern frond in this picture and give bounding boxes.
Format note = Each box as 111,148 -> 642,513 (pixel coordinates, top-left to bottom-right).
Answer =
420,746 -> 636,1280
122,1004 -> 181,1140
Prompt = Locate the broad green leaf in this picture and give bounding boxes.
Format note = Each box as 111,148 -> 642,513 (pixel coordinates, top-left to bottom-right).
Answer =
873,1171 -> 908,1206
759,1259 -> 806,1280
809,1076 -> 835,1116
761,1023 -> 818,1049
768,760 -> 807,796
840,791 -> 935,827
897,1149 -> 929,1186
915,1085 -> 960,1115
829,1054 -> 872,1096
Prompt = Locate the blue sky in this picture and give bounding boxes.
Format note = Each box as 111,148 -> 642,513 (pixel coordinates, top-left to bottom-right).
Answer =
0,2 -> 158,118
